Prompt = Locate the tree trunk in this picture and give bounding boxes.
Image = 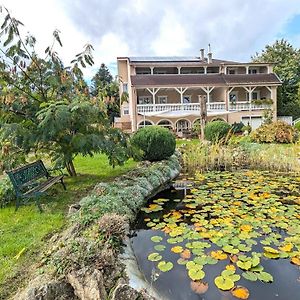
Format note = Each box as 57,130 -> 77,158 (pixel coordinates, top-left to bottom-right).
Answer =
66,160 -> 77,177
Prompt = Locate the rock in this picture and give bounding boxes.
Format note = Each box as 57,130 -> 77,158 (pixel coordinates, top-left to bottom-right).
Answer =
67,268 -> 107,300
68,204 -> 81,215
14,277 -> 77,300
111,282 -> 157,300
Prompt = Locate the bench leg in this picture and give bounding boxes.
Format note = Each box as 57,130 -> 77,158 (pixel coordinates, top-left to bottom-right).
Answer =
60,178 -> 67,191
15,198 -> 20,212
35,197 -> 43,213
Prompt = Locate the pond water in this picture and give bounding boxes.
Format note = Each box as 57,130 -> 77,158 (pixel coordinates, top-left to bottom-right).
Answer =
130,171 -> 300,300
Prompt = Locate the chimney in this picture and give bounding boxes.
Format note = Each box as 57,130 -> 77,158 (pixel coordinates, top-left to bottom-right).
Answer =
207,43 -> 212,64
200,48 -> 205,61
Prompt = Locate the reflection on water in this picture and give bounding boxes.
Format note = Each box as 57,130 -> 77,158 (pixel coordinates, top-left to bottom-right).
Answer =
130,171 -> 300,300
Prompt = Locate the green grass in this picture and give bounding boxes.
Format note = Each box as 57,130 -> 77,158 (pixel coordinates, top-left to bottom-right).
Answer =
0,154 -> 136,297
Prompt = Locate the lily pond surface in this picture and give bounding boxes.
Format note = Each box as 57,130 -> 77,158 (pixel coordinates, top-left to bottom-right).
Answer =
131,170 -> 300,300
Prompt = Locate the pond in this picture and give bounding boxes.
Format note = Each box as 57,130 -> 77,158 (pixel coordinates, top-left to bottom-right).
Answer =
130,170 -> 300,300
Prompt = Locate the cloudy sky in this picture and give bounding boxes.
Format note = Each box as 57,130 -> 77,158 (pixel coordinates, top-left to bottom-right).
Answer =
2,0 -> 300,78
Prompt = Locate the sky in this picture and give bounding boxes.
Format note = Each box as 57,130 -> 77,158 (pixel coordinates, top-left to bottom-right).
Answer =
1,0 -> 300,78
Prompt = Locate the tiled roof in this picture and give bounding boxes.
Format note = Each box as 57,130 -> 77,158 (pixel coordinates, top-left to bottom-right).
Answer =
130,73 -> 281,87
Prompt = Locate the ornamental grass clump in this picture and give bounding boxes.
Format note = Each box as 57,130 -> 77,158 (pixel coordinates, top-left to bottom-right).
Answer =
131,126 -> 176,161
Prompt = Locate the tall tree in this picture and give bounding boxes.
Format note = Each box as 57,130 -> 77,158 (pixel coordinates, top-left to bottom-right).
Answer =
252,39 -> 300,118
91,64 -> 120,123
0,8 -> 132,176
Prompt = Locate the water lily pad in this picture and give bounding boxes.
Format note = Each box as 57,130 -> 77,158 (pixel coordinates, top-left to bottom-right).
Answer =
154,245 -> 166,252
147,253 -> 162,262
231,286 -> 250,299
223,245 -> 239,254
188,267 -> 205,281
237,260 -> 252,270
214,276 -> 234,291
257,271 -> 273,283
151,236 -> 163,243
242,271 -> 258,281
190,281 -> 209,294
157,261 -> 173,272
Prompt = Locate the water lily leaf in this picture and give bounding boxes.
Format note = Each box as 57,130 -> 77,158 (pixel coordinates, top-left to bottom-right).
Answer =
279,243 -> 293,252
291,256 -> 300,266
147,253 -> 162,262
250,265 -> 264,272
211,250 -> 227,260
237,260 -> 252,270
263,252 -> 280,259
242,271 -> 258,281
180,249 -> 191,259
252,255 -> 260,267
257,271 -> 273,283
157,261 -> 173,272
223,245 -> 239,254
263,246 -> 279,254
221,269 -> 235,277
177,258 -> 188,265
151,236 -> 163,243
190,281 -> 209,294
231,286 -> 250,299
154,245 -> 166,252
188,267 -> 205,281
171,246 -> 183,253
238,244 -> 251,252
214,276 -> 234,291
225,264 -> 236,271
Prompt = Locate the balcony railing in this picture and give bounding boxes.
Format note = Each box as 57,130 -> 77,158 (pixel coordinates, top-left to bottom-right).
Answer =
229,102 -> 271,111
136,101 -> 271,114
137,102 -> 226,113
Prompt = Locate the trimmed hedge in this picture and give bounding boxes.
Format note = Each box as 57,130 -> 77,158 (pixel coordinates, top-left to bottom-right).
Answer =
131,126 -> 176,161
204,121 -> 231,143
251,121 -> 298,143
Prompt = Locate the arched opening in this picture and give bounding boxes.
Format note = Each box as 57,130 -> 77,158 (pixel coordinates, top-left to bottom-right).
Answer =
157,119 -> 173,129
176,119 -> 190,132
211,117 -> 227,122
138,120 -> 153,129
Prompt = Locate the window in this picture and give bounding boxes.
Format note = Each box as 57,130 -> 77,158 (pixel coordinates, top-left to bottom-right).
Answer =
248,68 -> 258,74
123,83 -> 128,93
138,120 -> 153,128
176,119 -> 190,132
183,95 -> 191,103
246,91 -> 260,101
157,96 -> 168,104
157,120 -> 172,129
138,96 -> 152,104
123,107 -> 129,115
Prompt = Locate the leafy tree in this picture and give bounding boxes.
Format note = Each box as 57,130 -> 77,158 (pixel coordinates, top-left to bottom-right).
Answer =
91,64 -> 121,123
252,39 -> 300,118
0,8 -> 133,176
91,63 -> 113,95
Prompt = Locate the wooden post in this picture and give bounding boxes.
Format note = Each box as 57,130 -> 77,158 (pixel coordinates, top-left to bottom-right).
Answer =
199,95 -> 207,140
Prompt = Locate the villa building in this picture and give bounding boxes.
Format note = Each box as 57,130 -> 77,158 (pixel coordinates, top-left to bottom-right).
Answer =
115,48 -> 281,133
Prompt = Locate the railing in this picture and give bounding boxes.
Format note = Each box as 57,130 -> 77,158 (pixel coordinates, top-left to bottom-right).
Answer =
137,102 -> 226,113
229,102 -> 271,111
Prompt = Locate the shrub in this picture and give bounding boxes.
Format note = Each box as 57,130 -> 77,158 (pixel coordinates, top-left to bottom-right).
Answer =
0,176 -> 15,207
204,121 -> 231,143
131,126 -> 176,161
251,121 -> 298,144
231,122 -> 244,134
294,122 -> 300,132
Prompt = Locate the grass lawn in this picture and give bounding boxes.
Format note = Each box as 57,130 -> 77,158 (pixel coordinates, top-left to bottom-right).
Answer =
0,154 -> 136,298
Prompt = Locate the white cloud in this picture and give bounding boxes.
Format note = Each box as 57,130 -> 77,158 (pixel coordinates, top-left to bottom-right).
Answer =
2,0 -> 300,78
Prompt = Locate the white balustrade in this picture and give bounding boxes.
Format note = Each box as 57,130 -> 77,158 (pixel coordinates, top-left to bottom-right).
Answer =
229,102 -> 271,111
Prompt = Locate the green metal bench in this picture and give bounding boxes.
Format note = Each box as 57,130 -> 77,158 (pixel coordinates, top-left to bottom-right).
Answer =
7,160 -> 66,212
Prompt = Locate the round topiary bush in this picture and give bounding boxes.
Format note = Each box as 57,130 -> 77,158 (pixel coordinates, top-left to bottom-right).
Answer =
204,121 -> 231,143
131,126 -> 176,161
251,121 -> 298,143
